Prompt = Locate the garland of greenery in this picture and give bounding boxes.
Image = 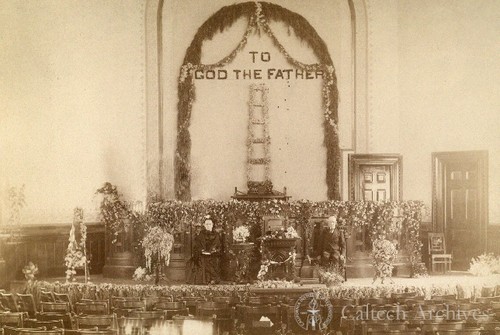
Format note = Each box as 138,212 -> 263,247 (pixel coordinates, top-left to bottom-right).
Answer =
175,1 -> 340,201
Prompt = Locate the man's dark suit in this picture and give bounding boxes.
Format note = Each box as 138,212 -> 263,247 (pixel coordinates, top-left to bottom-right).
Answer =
319,227 -> 346,269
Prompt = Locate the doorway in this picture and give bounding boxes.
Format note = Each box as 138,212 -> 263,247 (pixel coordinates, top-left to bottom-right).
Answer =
432,151 -> 488,270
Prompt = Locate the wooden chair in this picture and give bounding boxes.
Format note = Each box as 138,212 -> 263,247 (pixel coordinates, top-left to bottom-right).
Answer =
39,291 -> 55,303
419,321 -> 465,333
0,312 -> 25,327
246,296 -> 277,306
240,305 -> 281,335
75,301 -> 109,315
179,297 -> 206,315
24,319 -> 64,330
367,330 -> 422,335
362,321 -> 409,335
77,330 -> 118,335
113,299 -> 145,317
3,327 -> 44,335
153,301 -> 188,320
0,293 -> 19,312
16,329 -> 64,335
428,233 -> 452,274
16,294 -> 37,318
433,329 -> 481,335
75,314 -> 117,330
128,310 -> 165,321
40,302 -> 71,314
117,316 -> 163,335
197,302 -> 233,334
52,293 -> 72,312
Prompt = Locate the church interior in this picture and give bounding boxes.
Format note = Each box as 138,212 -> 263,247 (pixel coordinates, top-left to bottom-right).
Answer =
0,0 -> 499,334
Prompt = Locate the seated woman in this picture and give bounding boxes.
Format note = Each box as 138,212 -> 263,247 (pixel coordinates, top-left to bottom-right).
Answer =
194,217 -> 222,284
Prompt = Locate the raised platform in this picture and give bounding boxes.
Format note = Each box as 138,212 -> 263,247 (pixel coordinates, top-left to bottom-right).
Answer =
12,273 -> 500,302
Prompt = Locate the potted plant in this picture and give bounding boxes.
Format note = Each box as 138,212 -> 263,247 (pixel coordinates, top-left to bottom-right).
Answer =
142,226 -> 174,285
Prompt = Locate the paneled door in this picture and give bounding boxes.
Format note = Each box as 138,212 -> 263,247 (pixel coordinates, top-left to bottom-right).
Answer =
433,151 -> 488,270
348,154 -> 402,254
359,165 -> 391,201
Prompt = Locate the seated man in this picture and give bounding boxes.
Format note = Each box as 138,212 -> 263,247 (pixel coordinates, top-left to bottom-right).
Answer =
319,216 -> 346,273
196,218 -> 222,284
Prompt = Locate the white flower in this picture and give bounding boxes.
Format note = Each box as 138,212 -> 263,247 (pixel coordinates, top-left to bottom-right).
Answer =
233,225 -> 250,243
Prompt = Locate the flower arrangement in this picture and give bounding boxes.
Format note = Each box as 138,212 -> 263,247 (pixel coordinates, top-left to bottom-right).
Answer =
469,253 -> 500,276
371,239 -> 398,284
284,226 -> 300,239
22,262 -> 38,284
254,280 -> 299,289
318,265 -> 344,287
132,267 -> 152,282
233,225 -> 250,243
142,226 -> 175,284
65,208 -> 87,282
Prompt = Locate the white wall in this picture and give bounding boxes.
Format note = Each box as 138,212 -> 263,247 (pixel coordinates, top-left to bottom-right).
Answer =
162,0 -> 354,200
397,0 -> 500,224
0,0 -> 147,224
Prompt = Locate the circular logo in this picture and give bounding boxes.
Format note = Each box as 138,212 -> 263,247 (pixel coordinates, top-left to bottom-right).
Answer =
294,292 -> 333,331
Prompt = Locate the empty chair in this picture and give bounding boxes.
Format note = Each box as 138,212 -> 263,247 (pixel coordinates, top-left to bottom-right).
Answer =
367,330 -> 422,335
25,319 -> 64,330
179,297 -> 206,315
331,298 -> 357,306
0,312 -> 25,327
433,329 -> 481,335
211,296 -> 240,307
40,302 -> 71,314
153,301 -> 188,320
197,302 -> 233,334
3,327 -> 45,335
117,316 -> 162,335
75,314 -> 117,330
246,296 -> 277,306
0,293 -> 19,312
363,321 -> 409,335
16,294 -> 37,318
75,301 -> 109,315
359,297 -> 389,306
240,305 -> 281,335
113,299 -> 146,317
52,293 -> 72,312
39,291 -> 55,303
419,321 -> 465,333
77,330 -> 118,335
129,310 -> 165,321
16,329 -> 64,335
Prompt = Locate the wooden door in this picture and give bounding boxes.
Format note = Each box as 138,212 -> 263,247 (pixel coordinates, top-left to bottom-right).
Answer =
433,151 -> 488,270
359,165 -> 391,201
348,154 -> 402,254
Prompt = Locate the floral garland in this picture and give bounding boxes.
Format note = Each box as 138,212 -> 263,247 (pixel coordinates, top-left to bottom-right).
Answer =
65,207 -> 87,282
247,83 -> 271,185
175,1 -> 340,201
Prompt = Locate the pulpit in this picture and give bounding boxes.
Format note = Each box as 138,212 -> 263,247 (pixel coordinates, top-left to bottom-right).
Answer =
261,238 -> 299,280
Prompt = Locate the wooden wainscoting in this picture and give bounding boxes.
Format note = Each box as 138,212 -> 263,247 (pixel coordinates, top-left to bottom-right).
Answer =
0,223 -> 105,281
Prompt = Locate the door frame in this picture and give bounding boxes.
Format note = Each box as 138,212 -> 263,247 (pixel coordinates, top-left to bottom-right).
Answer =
432,150 -> 488,253
348,154 -> 402,201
